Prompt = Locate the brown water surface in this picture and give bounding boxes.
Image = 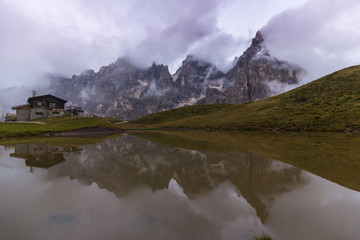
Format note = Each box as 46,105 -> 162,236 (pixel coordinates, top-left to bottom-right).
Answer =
0,134 -> 359,240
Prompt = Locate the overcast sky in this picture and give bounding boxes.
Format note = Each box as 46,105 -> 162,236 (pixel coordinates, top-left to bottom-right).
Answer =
1,0 -> 360,89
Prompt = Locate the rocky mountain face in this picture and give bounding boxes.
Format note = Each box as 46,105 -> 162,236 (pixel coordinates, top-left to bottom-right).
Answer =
47,31 -> 304,120
200,32 -> 302,104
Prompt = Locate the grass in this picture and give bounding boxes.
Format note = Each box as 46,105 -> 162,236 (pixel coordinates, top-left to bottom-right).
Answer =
253,235 -> 272,240
130,130 -> 360,192
126,65 -> 360,131
0,134 -> 122,147
249,233 -> 273,240
0,115 -> 122,139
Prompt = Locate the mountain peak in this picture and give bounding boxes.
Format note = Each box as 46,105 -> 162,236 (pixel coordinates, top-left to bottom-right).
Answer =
114,57 -> 133,66
182,55 -> 196,64
232,31 -> 268,68
254,31 -> 264,44
246,31 -> 266,58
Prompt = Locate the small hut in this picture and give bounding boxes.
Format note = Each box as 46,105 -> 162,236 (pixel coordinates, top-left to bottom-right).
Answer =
11,94 -> 83,121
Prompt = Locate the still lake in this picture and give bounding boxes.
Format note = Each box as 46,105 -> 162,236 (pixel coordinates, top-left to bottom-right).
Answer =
0,132 -> 360,240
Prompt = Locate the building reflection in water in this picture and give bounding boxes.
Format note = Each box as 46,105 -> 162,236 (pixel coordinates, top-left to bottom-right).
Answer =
10,143 -> 82,171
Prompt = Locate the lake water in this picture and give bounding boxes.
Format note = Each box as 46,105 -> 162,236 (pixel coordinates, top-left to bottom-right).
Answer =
0,133 -> 360,240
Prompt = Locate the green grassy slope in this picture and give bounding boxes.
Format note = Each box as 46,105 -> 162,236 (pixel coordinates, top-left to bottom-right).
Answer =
129,65 -> 360,131
0,134 -> 122,147
0,116 -> 122,139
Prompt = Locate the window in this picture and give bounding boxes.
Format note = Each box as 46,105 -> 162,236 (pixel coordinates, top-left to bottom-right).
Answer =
35,112 -> 43,115
37,102 -> 41,106
52,111 -> 59,114
49,103 -> 56,109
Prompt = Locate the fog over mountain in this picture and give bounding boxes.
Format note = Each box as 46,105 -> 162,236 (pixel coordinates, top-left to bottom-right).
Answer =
1,0 -> 360,117
44,32 -> 303,120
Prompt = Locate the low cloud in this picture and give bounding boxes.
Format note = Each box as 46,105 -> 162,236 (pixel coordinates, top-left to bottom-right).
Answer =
125,0 -> 223,70
1,0 -> 359,100
0,0 -> 233,89
261,0 -> 360,83
144,81 -> 169,98
189,32 -> 248,72
0,87 -> 32,120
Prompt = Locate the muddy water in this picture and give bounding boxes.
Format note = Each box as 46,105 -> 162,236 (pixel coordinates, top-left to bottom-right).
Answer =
0,134 -> 359,240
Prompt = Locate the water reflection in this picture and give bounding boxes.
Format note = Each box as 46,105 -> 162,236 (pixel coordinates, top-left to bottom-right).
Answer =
0,134 -> 360,240
44,135 -> 308,223
9,144 -> 82,170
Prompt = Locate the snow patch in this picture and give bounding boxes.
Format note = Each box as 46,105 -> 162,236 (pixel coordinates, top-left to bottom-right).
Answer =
137,80 -> 148,87
96,104 -> 103,111
172,71 -> 180,82
208,78 -> 224,91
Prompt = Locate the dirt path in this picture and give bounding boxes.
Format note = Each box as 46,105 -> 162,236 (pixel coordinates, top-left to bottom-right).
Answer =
114,121 -> 128,125
6,121 -> 47,125
48,126 -> 124,138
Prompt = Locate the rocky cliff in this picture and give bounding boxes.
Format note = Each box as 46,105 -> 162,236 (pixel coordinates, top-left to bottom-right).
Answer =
47,31 -> 304,120
200,32 -> 302,104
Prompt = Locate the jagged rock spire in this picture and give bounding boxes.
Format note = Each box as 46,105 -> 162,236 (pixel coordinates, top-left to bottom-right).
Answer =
236,31 -> 267,67
254,31 -> 264,43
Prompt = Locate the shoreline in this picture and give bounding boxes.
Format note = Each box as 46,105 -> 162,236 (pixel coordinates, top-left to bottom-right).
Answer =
2,125 -> 359,141
44,126 -> 125,138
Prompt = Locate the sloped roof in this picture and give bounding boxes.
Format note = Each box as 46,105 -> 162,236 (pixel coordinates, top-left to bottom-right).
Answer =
27,94 -> 67,103
12,104 -> 30,110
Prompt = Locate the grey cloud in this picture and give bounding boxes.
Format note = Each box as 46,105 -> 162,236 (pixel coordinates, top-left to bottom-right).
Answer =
2,0 -> 359,106
261,0 -> 360,83
189,32 -> 248,72
0,87 -> 32,120
125,0 -> 226,69
0,0 -> 236,117
0,0 -> 233,90
0,0 -> 127,88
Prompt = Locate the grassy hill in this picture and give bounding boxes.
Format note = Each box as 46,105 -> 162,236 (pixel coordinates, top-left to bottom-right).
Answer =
0,116 -> 122,139
127,65 -> 360,131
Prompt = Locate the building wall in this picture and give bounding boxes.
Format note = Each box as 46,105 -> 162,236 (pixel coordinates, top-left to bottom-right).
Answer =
16,109 -> 30,121
13,143 -> 64,157
49,101 -> 65,109
29,98 -> 66,109
30,101 -> 49,109
14,144 -> 30,155
30,108 -> 49,120
48,109 -> 67,118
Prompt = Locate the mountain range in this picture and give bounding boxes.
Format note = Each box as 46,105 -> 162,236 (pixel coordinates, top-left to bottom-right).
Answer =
46,31 -> 304,120
129,65 -> 360,131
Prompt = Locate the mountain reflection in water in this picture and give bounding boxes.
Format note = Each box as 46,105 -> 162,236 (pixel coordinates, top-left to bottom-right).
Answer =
43,135 -> 308,223
1,134 -> 360,240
